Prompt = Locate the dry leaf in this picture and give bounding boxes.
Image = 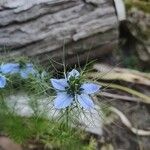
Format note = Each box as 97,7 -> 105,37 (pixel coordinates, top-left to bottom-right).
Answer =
101,144 -> 114,150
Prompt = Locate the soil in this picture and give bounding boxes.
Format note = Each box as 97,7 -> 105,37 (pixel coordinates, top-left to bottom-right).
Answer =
100,98 -> 150,150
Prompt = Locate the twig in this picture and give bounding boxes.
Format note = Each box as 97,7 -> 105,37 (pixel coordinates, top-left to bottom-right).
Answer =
96,82 -> 150,104
98,92 -> 141,103
87,72 -> 150,86
110,106 -> 150,136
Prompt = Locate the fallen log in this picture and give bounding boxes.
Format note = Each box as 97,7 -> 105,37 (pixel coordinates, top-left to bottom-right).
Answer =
0,0 -> 119,66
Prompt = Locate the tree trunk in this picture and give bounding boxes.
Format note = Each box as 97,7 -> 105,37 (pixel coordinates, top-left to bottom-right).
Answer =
0,0 -> 119,66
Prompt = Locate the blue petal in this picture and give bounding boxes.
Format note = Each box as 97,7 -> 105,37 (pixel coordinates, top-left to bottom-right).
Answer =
81,83 -> 101,94
0,75 -> 6,88
50,78 -> 68,91
26,64 -> 36,74
77,94 -> 94,109
1,63 -> 19,74
54,92 -> 73,109
20,70 -> 29,79
20,64 -> 36,79
20,68 -> 35,79
67,69 -> 80,79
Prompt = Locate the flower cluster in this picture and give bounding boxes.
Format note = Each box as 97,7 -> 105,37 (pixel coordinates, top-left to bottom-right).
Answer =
0,62 -> 36,88
50,69 -> 101,110
0,61 -> 101,111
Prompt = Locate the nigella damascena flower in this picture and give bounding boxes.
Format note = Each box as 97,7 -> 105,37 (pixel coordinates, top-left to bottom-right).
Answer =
0,74 -> 6,88
0,63 -> 36,79
0,63 -> 19,74
50,69 -> 101,110
19,63 -> 36,79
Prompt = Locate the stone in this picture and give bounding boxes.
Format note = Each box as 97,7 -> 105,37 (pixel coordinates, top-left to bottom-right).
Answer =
6,92 -> 103,136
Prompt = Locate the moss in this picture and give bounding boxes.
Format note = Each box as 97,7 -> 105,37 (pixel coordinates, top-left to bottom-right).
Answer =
124,0 -> 150,13
0,111 -> 96,150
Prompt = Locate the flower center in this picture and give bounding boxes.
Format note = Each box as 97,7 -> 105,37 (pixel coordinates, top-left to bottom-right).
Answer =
66,77 -> 82,96
19,61 -> 27,69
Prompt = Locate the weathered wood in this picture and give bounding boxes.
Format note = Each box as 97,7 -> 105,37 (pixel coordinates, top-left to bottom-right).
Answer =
0,0 -> 119,65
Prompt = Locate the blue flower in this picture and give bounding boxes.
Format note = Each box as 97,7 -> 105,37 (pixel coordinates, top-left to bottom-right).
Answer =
0,74 -> 6,88
0,63 -> 36,79
50,69 -> 101,110
19,63 -> 36,79
0,63 -> 19,74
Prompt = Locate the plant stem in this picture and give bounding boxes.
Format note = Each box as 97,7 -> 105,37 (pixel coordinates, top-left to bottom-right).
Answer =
66,107 -> 69,128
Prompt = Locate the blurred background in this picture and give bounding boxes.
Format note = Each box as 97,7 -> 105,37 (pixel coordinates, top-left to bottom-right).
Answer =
0,0 -> 149,150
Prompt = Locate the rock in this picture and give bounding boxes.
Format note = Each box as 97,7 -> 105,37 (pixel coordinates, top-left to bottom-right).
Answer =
0,137 -> 22,150
6,92 -> 103,136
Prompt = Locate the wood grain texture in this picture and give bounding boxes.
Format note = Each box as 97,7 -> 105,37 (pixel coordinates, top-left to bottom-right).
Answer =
0,0 -> 119,65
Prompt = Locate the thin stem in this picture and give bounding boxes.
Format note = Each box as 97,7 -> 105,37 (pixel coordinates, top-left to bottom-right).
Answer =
66,107 -> 69,128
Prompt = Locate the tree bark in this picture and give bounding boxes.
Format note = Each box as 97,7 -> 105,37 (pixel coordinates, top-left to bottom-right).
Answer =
0,0 -> 119,66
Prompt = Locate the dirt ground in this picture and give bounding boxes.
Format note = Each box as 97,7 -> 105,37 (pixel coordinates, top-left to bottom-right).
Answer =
100,99 -> 150,150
